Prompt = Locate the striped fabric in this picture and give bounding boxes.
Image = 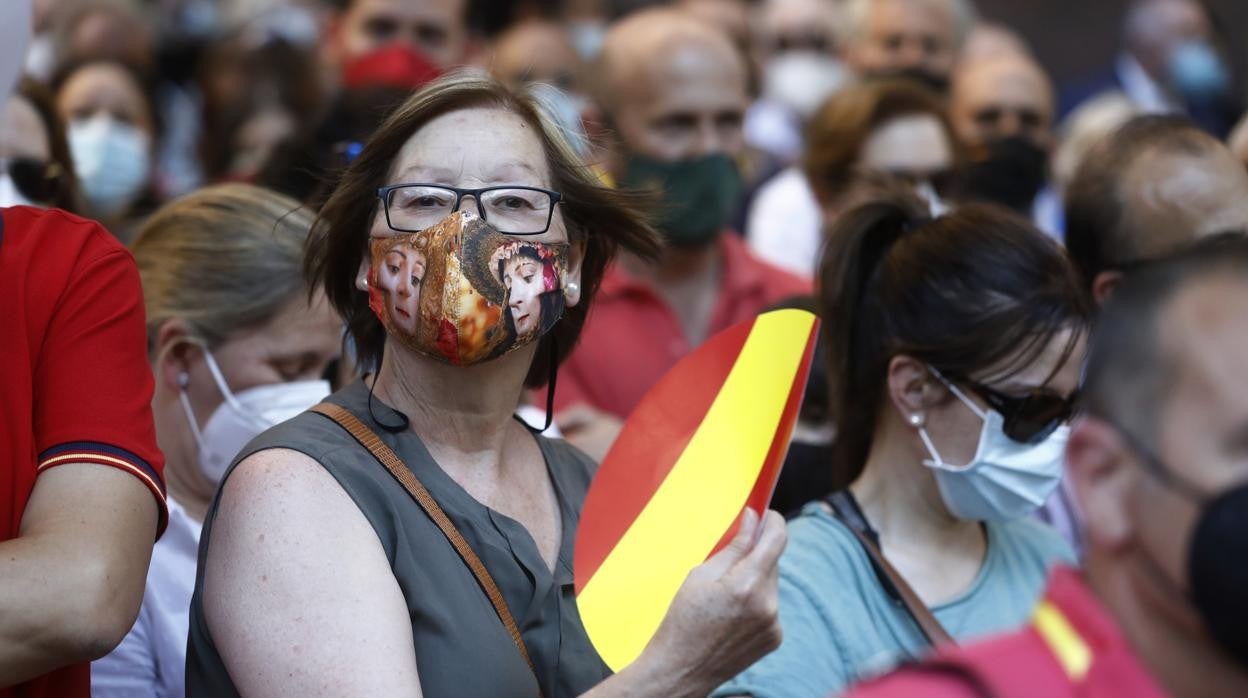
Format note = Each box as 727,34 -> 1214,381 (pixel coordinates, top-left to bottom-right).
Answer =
38,441 -> 168,533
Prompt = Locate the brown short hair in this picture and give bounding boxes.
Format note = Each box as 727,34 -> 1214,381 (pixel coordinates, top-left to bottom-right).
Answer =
306,71 -> 661,387
802,78 -> 955,204
1064,114 -> 1219,293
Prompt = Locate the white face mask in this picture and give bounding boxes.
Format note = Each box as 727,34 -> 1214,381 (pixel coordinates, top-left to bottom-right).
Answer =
917,374 -> 1067,522
178,350 -> 330,484
0,172 -> 35,207
762,51 -> 851,120
67,115 -> 151,218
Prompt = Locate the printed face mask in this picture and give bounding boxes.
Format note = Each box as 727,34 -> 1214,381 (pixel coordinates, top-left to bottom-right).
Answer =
368,210 -> 569,366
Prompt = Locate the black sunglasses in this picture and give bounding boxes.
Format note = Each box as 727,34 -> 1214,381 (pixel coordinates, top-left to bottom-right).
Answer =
5,158 -> 62,204
958,377 -> 1080,445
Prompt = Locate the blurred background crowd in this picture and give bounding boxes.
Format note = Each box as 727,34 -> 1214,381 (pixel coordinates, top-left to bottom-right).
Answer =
6,0 -> 1248,696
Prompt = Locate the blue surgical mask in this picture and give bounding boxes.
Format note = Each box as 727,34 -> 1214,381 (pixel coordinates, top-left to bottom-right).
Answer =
1169,40 -> 1230,101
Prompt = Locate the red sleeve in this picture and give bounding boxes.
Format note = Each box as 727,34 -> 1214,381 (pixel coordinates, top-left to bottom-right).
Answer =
842,669 -> 985,698
32,238 -> 168,537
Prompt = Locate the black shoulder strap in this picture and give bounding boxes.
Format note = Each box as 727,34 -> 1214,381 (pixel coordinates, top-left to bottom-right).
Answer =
824,491 -> 902,605
824,490 -> 955,647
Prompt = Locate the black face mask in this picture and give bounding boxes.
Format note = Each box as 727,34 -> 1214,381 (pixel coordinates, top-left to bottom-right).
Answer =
1188,481 -> 1248,669
951,136 -> 1048,214
1116,420 -> 1248,670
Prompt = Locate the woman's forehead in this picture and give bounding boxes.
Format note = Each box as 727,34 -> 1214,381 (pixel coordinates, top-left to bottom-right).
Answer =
389,106 -> 552,186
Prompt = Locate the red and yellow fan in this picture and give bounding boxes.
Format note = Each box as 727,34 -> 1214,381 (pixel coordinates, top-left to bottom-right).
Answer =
574,309 -> 819,671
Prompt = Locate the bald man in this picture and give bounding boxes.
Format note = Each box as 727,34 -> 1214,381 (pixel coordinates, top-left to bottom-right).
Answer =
949,52 -> 1058,216
548,8 -> 809,460
1066,114 -> 1248,305
839,0 -> 977,92
489,19 -> 582,92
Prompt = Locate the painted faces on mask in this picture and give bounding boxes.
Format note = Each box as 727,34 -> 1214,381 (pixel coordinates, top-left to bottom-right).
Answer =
368,210 -> 569,365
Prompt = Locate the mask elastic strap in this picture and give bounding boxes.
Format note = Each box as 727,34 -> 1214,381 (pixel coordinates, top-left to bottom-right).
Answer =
177,381 -> 206,450
542,335 -> 559,433
202,348 -> 251,416
928,366 -> 987,420
917,426 -> 946,470
368,369 -> 411,434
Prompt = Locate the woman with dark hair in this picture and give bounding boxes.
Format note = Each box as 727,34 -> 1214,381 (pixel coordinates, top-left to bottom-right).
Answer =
716,190 -> 1090,698
185,72 -> 787,696
0,79 -> 79,211
52,58 -> 159,239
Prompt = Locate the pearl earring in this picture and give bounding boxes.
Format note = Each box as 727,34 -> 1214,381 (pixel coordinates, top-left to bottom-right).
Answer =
566,281 -> 580,294
909,414 -> 924,427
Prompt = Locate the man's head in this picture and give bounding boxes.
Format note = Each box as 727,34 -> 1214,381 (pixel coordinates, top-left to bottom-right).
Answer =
1065,115 -> 1248,304
1123,0 -> 1214,82
1068,234 -> 1248,673
753,0 -> 840,67
489,19 -> 582,92
677,0 -> 751,58
595,8 -> 748,247
326,0 -> 468,70
596,7 -> 748,163
950,53 -> 1054,151
839,0 -> 977,91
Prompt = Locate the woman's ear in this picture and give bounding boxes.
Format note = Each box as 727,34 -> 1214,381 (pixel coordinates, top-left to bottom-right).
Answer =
885,354 -> 941,425
154,318 -> 203,393
564,239 -> 586,307
356,255 -> 371,293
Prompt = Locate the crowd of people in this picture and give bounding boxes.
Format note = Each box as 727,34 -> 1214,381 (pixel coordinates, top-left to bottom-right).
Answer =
3,0 -> 1247,696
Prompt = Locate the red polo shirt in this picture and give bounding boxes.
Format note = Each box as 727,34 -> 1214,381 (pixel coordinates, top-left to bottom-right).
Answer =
546,232 -> 811,418
0,206 -> 167,698
844,567 -> 1167,698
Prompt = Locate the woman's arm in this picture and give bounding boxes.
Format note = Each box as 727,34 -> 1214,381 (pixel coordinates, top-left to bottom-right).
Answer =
583,509 -> 788,698
203,449 -> 423,696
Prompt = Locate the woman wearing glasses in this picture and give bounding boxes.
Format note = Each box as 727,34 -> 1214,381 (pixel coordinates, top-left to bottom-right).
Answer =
186,73 -> 788,696
714,189 -> 1091,698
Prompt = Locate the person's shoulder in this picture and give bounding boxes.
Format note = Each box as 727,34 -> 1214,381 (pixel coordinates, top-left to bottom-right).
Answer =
846,619 -> 1056,698
781,502 -> 871,585
4,206 -> 124,261
843,667 -> 985,698
724,233 -> 814,298
536,434 -> 598,496
989,517 -> 1078,567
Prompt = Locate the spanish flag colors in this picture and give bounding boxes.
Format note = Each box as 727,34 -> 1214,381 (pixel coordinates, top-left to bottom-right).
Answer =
574,309 -> 820,671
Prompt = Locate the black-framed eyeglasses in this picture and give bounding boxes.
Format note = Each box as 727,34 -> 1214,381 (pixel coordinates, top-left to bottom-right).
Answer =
958,377 -> 1080,445
376,183 -> 563,235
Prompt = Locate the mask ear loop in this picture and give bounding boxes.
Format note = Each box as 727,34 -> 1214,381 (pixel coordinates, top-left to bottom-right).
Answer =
368,364 -> 411,433
176,371 -> 207,451
201,348 -> 253,417
542,335 -> 558,433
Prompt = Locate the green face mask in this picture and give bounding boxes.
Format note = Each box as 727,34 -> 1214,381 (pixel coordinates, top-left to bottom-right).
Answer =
619,152 -> 743,248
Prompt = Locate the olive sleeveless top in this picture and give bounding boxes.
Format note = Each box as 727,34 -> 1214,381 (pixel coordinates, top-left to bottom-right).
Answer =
185,381 -> 612,697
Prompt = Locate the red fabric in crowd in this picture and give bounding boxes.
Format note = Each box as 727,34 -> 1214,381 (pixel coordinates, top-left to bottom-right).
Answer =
0,206 -> 167,698
342,43 -> 442,91
542,232 -> 811,419
845,567 -> 1168,698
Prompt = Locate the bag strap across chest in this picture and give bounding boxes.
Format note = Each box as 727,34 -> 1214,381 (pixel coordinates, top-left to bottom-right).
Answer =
310,402 -> 541,694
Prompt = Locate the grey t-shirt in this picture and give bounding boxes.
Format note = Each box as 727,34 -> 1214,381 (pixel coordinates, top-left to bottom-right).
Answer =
185,381 -> 611,697
713,502 -> 1075,698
